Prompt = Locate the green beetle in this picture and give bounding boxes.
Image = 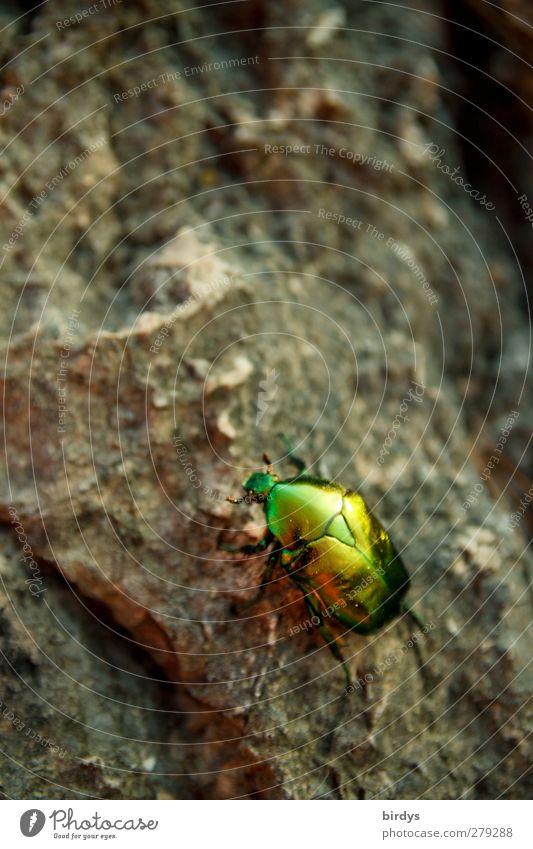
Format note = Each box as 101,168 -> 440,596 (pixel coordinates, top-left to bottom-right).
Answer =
224,440 -> 421,686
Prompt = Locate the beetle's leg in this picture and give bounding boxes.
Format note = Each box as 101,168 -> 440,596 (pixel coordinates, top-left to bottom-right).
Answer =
232,547 -> 279,614
401,601 -> 425,631
261,452 -> 275,476
319,623 -> 352,691
303,595 -> 352,689
277,432 -> 307,475
226,494 -> 246,504
220,529 -> 274,555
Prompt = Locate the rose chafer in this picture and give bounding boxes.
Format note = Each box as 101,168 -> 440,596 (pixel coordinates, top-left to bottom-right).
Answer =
224,439 -> 422,686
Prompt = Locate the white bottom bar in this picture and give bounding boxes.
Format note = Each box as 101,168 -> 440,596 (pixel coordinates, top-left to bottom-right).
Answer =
2,800 -> 530,848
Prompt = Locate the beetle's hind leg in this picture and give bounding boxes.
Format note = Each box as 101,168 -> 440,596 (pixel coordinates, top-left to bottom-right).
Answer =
232,547 -> 279,614
220,529 -> 274,555
304,595 -> 352,689
277,432 -> 307,476
261,451 -> 275,475
401,601 -> 425,631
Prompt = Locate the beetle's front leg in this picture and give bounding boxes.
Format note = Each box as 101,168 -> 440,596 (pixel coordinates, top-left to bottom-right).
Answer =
303,594 -> 352,689
220,529 -> 274,555
231,547 -> 279,614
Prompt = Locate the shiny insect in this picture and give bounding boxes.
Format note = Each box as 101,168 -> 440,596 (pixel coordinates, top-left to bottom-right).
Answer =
224,440 -> 422,686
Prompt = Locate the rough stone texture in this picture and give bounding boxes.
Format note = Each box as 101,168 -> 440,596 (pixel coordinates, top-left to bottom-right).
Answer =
0,1 -> 531,798
0,531 -> 186,799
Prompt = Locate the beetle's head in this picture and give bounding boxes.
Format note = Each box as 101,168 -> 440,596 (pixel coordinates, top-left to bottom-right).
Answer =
241,470 -> 278,502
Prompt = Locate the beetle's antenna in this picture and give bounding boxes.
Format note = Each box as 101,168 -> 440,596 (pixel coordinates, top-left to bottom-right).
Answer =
402,603 -> 431,695
401,602 -> 425,630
